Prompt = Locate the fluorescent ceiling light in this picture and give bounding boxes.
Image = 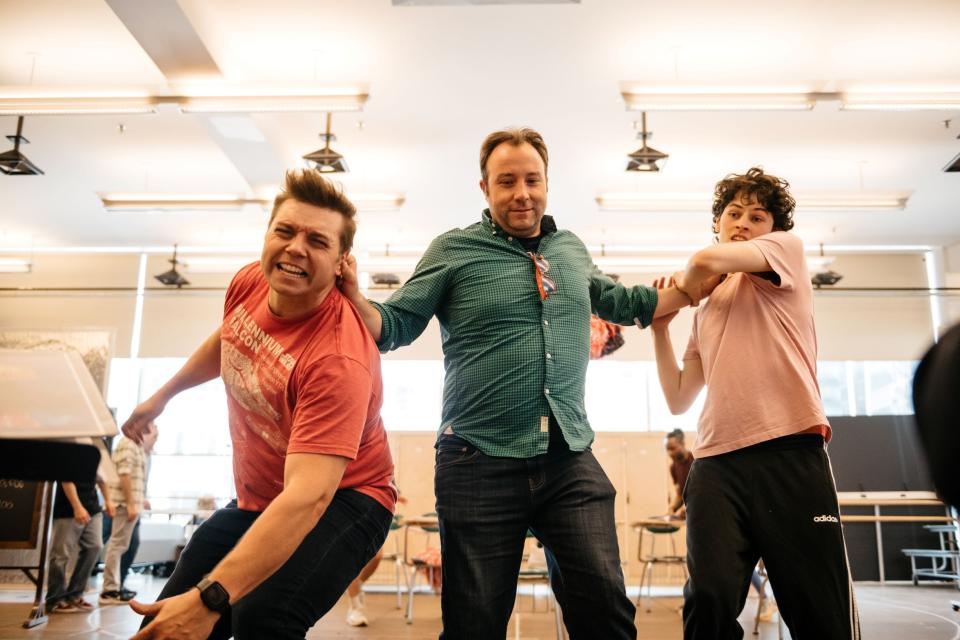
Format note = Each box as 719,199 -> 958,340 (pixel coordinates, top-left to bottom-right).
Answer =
100,192 -> 404,212
596,192 -> 910,212
621,91 -> 822,111
823,245 -> 932,253
181,256 -> 255,274
596,194 -> 709,212
100,194 -> 266,212
593,256 -> 686,271
0,95 -> 159,115
619,88 -> 960,112
0,257 -> 31,273
178,93 -> 368,114
351,194 -> 407,211
795,195 -> 910,211
841,93 -> 960,111
0,88 -> 368,116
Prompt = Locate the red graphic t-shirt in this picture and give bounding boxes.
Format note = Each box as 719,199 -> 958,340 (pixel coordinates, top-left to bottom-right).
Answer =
221,263 -> 397,513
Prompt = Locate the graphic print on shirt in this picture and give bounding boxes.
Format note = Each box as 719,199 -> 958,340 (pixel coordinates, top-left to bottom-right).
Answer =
223,304 -> 297,458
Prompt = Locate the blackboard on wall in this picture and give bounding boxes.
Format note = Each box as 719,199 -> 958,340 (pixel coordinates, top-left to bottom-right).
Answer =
0,479 -> 43,549
827,415 -> 934,493
827,415 -> 941,581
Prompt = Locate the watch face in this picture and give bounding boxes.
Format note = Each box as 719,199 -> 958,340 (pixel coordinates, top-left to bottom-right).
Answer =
207,585 -> 227,606
198,580 -> 230,613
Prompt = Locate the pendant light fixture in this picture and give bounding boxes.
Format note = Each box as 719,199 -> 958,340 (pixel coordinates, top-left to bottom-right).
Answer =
302,112 -> 348,173
0,116 -> 44,175
626,112 -> 668,173
154,244 -> 190,287
810,243 -> 843,287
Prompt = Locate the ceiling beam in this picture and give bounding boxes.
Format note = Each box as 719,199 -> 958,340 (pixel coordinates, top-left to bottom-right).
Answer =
105,0 -> 221,79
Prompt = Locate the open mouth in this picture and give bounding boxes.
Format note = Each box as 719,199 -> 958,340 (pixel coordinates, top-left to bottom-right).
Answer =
731,234 -> 748,241
276,262 -> 308,278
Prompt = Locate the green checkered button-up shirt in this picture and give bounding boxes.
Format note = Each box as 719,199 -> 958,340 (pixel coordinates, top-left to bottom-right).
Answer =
372,210 -> 659,458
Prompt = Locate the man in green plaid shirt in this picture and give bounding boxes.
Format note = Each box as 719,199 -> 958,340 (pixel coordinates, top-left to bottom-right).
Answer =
340,128 -> 692,639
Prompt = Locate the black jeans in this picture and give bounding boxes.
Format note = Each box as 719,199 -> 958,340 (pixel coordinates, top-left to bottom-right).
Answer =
683,435 -> 860,640
434,436 -> 636,640
144,490 -> 391,640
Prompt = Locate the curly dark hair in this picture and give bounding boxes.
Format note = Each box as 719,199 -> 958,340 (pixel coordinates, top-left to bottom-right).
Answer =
711,167 -> 795,233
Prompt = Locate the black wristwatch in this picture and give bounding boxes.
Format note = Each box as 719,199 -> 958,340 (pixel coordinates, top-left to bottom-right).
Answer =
195,577 -> 230,615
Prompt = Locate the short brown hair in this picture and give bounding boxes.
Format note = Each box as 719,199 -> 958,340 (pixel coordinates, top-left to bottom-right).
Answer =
479,127 -> 549,182
712,167 -> 796,233
270,169 -> 357,253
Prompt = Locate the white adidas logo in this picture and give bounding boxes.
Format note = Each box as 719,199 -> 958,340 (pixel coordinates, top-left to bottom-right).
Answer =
813,514 -> 839,523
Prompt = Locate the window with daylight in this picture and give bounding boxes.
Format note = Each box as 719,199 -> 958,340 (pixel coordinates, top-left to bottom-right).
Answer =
106,358 -> 917,508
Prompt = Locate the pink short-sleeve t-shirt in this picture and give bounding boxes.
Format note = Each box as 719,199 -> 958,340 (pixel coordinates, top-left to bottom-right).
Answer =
683,232 -> 830,458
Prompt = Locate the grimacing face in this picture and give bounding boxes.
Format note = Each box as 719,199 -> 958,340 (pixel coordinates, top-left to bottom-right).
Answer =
480,142 -> 547,238
260,199 -> 345,318
715,192 -> 775,243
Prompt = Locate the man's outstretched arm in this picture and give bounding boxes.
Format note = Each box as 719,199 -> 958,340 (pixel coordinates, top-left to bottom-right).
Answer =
121,328 -> 222,444
339,246 -> 448,351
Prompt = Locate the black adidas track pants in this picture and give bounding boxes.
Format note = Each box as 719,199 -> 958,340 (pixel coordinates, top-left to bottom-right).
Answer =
682,434 -> 860,640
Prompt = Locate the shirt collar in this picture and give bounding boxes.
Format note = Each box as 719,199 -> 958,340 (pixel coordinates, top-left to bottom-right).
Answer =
481,208 -> 557,240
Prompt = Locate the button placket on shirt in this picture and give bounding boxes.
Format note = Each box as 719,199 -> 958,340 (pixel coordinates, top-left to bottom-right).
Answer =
539,237 -> 556,438
539,235 -> 558,432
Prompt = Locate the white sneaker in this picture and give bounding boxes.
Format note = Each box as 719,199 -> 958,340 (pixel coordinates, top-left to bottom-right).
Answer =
346,605 -> 369,627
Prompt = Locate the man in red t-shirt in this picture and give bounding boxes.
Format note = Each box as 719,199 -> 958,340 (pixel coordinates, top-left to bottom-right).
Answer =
121,169 -> 397,640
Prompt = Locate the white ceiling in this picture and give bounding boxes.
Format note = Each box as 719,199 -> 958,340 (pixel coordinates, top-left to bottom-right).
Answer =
1,0 -> 959,256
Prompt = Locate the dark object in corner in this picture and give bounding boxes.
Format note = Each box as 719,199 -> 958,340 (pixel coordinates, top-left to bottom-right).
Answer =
912,322 -> 960,508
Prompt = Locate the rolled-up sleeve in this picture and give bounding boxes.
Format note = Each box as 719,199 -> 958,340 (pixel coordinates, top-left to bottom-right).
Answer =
589,265 -> 659,328
372,237 -> 451,352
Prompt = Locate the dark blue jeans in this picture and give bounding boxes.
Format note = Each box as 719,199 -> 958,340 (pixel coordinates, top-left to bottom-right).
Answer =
434,437 -> 636,640
144,490 -> 391,640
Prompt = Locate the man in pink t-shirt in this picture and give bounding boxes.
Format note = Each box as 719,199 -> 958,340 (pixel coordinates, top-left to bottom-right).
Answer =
651,168 -> 859,639
121,169 -> 396,640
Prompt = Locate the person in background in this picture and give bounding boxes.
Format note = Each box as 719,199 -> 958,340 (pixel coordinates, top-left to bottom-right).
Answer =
663,429 -> 776,621
344,494 -> 406,627
100,465 -> 154,600
46,476 -> 113,613
344,550 -> 383,627
100,421 -> 157,605
665,429 -> 693,519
